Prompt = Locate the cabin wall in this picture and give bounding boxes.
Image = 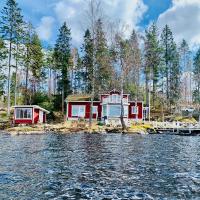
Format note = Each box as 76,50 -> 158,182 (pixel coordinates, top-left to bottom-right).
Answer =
68,102 -> 101,119
14,107 -> 34,124
14,119 -> 33,124
43,113 -> 46,123
34,109 -> 39,123
128,102 -> 143,119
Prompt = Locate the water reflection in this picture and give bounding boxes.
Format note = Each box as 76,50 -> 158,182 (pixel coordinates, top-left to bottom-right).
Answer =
0,133 -> 200,199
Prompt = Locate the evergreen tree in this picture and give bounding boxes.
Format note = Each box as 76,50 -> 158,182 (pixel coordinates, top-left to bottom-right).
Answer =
74,56 -> 85,93
193,48 -> 200,104
144,23 -> 161,107
54,22 -> 72,112
128,29 -> 141,99
45,46 -> 55,97
161,25 -> 181,108
13,23 -> 25,105
95,19 -> 112,92
0,38 -> 7,96
169,43 -> 181,105
179,39 -> 192,104
0,0 -> 23,115
160,25 -> 175,102
23,22 -> 35,104
82,29 -> 94,93
179,39 -> 190,72
29,33 -> 44,93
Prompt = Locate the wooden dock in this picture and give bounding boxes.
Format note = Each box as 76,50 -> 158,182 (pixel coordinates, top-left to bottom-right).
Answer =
154,127 -> 200,136
151,122 -> 200,136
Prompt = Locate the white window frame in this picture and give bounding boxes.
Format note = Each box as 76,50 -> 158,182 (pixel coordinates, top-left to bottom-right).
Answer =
72,105 -> 85,117
102,97 -> 109,103
92,106 -> 98,114
132,106 -> 138,114
123,106 -> 128,117
102,105 -> 107,117
15,108 -> 32,119
123,97 -> 128,104
108,105 -> 121,117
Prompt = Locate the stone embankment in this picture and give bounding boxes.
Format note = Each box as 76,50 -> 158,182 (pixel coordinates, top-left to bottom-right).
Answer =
3,121 -> 154,135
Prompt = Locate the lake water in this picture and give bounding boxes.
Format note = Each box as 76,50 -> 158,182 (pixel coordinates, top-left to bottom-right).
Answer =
0,133 -> 200,199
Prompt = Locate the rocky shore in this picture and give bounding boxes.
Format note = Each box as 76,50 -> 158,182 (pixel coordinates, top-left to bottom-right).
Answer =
2,121 -> 154,136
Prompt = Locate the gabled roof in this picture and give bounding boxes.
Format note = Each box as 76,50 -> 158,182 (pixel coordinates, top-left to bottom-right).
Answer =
13,105 -> 50,114
99,89 -> 130,96
66,94 -> 92,101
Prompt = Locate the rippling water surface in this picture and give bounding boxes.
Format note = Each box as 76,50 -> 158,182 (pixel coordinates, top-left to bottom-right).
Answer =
0,133 -> 200,199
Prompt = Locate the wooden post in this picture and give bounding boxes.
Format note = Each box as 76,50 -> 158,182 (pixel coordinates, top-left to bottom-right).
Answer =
148,89 -> 151,122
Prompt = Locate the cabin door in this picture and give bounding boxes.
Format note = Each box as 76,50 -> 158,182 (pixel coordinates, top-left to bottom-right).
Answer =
39,110 -> 43,123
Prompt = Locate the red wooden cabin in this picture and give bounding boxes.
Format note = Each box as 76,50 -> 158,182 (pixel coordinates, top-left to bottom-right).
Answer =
66,89 -> 143,122
13,105 -> 50,125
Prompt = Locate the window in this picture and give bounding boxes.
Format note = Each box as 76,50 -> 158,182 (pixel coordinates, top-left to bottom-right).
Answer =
92,106 -> 98,114
109,105 -> 121,117
124,106 -> 128,116
132,106 -> 138,114
102,105 -> 107,117
15,108 -> 32,119
112,94 -> 117,103
123,97 -> 128,103
72,105 -> 85,117
102,97 -> 109,103
108,105 -> 128,117
111,94 -> 120,103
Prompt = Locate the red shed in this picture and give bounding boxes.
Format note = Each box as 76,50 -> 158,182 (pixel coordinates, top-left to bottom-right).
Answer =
66,89 -> 143,123
13,105 -> 50,125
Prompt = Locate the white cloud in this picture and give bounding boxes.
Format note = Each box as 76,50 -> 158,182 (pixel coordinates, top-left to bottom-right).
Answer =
53,0 -> 147,45
36,16 -> 55,41
157,0 -> 200,47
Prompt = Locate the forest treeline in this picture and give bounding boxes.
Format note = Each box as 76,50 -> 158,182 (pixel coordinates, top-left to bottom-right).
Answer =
0,0 -> 199,116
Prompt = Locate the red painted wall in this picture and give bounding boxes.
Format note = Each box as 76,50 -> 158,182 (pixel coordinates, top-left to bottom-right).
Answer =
68,102 -> 101,119
68,101 -> 143,120
128,102 -> 143,119
34,109 -> 39,123
14,107 -> 48,124
14,119 -> 33,124
43,113 -> 46,123
14,107 -> 34,124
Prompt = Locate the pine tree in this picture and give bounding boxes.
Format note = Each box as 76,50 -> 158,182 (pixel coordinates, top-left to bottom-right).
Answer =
95,19 -> 112,92
160,25 -> 174,101
54,22 -> 72,112
193,48 -> 200,104
45,46 -> 55,97
23,22 -> 34,104
29,33 -> 44,93
74,56 -> 85,93
128,29 -> 141,99
179,39 -> 192,104
13,23 -> 25,105
144,23 -> 161,107
161,25 -> 181,108
0,0 -> 23,115
0,38 -> 7,96
169,43 -> 181,106
82,29 -> 94,93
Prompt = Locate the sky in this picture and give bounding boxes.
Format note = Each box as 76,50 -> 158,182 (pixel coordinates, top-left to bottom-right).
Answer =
0,0 -> 200,49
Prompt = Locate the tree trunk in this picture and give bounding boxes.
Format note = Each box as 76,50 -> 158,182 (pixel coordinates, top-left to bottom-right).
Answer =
48,68 -> 52,97
25,47 -> 29,105
7,40 -> 12,116
145,74 -> 149,107
14,49 -> 18,106
62,86 -> 64,114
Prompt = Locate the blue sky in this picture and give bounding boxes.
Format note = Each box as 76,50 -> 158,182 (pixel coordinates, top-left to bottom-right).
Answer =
1,0 -> 200,49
